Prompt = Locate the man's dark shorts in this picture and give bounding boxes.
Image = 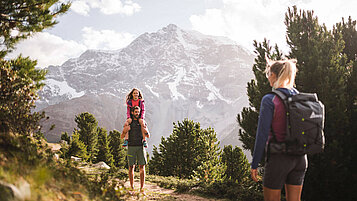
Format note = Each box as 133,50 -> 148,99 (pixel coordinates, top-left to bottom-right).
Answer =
263,154 -> 307,189
127,146 -> 147,167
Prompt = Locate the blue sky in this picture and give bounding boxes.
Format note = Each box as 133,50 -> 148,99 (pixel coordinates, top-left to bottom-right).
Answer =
8,0 -> 357,68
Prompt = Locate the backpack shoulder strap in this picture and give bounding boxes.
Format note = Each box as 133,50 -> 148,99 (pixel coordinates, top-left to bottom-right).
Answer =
271,89 -> 290,109
271,89 -> 288,101
268,89 -> 290,142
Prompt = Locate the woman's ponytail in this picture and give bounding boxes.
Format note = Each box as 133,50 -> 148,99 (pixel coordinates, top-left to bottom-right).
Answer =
269,59 -> 297,89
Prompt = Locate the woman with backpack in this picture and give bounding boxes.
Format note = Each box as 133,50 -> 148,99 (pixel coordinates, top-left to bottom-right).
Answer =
251,58 -> 307,201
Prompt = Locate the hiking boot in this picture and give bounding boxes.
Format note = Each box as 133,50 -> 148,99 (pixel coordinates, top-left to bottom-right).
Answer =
143,140 -> 148,148
122,139 -> 128,147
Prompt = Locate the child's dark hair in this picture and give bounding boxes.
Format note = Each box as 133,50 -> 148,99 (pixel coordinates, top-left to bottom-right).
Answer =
126,88 -> 144,103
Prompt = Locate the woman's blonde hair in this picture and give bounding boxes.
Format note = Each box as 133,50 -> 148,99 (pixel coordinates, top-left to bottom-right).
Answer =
125,88 -> 144,103
265,58 -> 298,89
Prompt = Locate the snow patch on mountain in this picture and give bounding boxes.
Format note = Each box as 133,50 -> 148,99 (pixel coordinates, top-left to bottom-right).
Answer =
205,81 -> 232,104
45,79 -> 85,98
196,101 -> 203,109
146,84 -> 159,98
167,66 -> 187,100
176,27 -> 198,51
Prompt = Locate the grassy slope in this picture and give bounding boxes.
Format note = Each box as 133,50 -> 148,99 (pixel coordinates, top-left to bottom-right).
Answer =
0,133 -> 263,201
0,133 -> 105,200
0,133 -> 195,200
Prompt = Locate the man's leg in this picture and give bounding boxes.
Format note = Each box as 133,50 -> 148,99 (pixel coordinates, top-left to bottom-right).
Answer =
137,146 -> 147,194
139,165 -> 146,193
129,165 -> 135,190
127,146 -> 136,193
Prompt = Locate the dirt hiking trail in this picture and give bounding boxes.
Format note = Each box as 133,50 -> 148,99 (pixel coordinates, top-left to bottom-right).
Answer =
123,179 -> 227,201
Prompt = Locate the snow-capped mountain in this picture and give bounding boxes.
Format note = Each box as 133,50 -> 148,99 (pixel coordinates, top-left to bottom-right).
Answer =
38,24 -> 254,154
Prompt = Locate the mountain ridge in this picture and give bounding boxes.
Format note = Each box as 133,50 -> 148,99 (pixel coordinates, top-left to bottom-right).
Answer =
37,24 -> 254,158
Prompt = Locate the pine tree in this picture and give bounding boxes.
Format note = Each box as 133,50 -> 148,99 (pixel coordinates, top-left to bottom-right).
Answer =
74,112 -> 98,161
0,0 -> 70,57
108,130 -> 126,168
0,0 -> 69,135
193,127 -> 223,184
285,7 -> 350,200
0,56 -> 46,134
221,145 -> 250,184
237,39 -> 282,157
68,130 -> 88,161
59,132 -> 70,159
60,132 -> 70,144
333,16 -> 357,200
238,6 -> 355,200
96,127 -> 114,166
149,143 -> 165,175
336,17 -> 357,62
149,119 -> 221,179
333,16 -> 357,140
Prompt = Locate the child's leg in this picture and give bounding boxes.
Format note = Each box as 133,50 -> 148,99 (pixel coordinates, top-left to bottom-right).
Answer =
124,118 -> 132,139
122,125 -> 129,147
126,118 -> 133,125
138,119 -> 147,140
139,119 -> 149,148
123,129 -> 129,139
122,118 -> 132,147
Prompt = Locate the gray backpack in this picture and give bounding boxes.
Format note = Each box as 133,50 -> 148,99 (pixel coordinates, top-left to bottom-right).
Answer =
268,89 -> 325,155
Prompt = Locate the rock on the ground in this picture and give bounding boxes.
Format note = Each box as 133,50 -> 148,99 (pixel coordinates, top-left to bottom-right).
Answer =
92,161 -> 110,170
0,180 -> 31,201
70,156 -> 82,162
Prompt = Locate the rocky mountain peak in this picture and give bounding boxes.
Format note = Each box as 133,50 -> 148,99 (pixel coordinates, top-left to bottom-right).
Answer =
38,24 -> 255,159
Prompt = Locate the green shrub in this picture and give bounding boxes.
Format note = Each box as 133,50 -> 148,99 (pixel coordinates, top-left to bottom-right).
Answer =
146,174 -> 199,192
195,180 -> 263,200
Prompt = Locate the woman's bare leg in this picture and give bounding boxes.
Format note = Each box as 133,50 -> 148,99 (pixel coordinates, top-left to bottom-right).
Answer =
263,186 -> 281,201
285,184 -> 303,201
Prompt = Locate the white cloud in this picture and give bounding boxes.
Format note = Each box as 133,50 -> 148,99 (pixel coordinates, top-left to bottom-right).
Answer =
96,0 -> 141,15
7,32 -> 87,68
190,0 -> 288,52
71,0 -> 141,16
190,0 -> 357,53
71,0 -> 91,16
81,27 -> 135,50
6,28 -> 136,68
294,0 -> 357,29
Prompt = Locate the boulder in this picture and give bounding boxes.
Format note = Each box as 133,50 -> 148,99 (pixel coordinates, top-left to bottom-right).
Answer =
70,156 -> 82,162
0,180 -> 31,201
92,161 -> 110,170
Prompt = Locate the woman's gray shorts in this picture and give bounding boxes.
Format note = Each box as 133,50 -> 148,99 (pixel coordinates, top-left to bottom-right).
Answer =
263,154 -> 308,189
